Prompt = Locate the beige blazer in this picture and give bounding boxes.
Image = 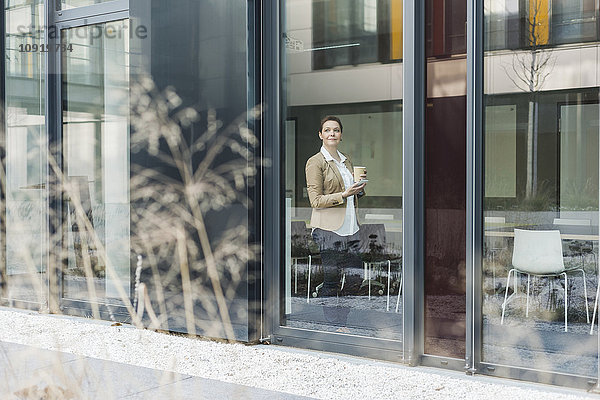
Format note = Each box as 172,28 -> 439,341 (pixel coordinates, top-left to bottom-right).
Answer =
305,151 -> 361,231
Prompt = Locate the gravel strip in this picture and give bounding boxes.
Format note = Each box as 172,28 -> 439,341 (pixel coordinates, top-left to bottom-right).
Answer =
0,308 -> 594,400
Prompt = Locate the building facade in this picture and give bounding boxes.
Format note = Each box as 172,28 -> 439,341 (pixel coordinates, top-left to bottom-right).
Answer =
1,0 -> 600,390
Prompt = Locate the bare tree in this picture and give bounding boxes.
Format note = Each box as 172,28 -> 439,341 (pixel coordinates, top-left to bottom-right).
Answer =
502,0 -> 556,198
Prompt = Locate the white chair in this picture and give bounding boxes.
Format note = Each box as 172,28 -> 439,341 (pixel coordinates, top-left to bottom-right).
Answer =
501,229 -> 589,332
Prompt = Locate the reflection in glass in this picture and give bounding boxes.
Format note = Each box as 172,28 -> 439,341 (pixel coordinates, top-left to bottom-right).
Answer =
552,0 -> 597,44
283,0 -> 403,341
61,0 -> 116,10
485,0 -> 599,50
424,0 -> 467,358
311,0 -> 402,69
61,21 -> 130,303
483,0 -> 599,377
484,0 -> 520,50
3,0 -> 48,305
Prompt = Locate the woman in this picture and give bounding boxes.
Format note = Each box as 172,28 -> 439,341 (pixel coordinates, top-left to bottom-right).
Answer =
305,115 -> 367,332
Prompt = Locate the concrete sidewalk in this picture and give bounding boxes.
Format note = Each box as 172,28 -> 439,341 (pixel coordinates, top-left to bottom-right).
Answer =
0,341 -> 311,399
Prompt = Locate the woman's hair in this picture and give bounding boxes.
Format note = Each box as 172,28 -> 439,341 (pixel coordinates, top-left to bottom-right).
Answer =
319,115 -> 343,133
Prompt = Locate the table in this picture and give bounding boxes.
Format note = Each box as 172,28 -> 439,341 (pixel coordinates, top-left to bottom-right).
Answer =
485,230 -> 599,241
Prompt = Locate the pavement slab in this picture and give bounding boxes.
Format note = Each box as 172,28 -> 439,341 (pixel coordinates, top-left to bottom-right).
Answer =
0,341 -> 311,399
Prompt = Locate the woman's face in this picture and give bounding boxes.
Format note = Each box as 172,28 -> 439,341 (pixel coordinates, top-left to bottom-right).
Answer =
319,120 -> 342,147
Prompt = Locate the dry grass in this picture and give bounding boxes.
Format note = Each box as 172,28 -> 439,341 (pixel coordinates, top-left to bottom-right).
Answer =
0,75 -> 262,397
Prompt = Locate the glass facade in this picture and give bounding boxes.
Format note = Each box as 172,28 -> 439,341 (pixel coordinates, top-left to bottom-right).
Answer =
1,0 -> 600,390
484,0 -> 599,50
1,0 -> 255,340
129,0 -> 253,340
61,20 -> 130,304
424,0 -> 467,359
482,0 -> 600,377
282,0 -> 404,341
3,0 -> 48,306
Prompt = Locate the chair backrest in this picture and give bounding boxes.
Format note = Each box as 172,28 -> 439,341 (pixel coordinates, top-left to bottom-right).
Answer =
553,218 -> 591,226
484,216 -> 506,224
291,221 -> 311,256
364,213 -> 395,221
291,221 -> 308,237
357,224 -> 386,254
512,229 -> 564,275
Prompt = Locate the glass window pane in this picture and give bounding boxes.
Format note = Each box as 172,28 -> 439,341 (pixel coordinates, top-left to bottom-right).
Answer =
61,20 -> 130,304
483,0 -> 599,377
485,0 -> 599,50
311,0 -> 398,69
426,0 -> 467,57
3,0 -> 48,305
127,0 -> 252,340
283,0 -> 403,341
552,0 -> 597,44
424,0 -> 467,359
484,0 -> 520,50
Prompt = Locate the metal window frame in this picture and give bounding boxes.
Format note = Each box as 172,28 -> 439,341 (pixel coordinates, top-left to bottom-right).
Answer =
247,0 -> 263,343
0,0 -> 6,303
0,0 -> 130,312
417,0 -> 468,371
402,0 -> 424,368
47,1 -> 130,315
0,0 -> 51,312
465,0 -> 483,376
262,0 -> 407,362
469,0 -> 599,390
54,0 -> 128,22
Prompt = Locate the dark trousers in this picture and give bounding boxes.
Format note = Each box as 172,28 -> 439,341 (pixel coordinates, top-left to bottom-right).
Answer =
311,228 -> 361,326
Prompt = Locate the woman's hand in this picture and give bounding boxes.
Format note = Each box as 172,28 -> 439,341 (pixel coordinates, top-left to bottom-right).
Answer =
343,168 -> 367,198
342,181 -> 367,198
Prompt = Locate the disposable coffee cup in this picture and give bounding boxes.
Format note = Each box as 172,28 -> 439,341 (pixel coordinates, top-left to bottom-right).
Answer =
353,166 -> 366,182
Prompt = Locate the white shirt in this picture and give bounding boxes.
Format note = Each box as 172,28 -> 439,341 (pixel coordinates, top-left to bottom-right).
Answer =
320,147 -> 359,236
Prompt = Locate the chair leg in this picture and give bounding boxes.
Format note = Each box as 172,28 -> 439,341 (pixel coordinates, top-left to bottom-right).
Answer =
306,255 -> 312,304
315,282 -> 323,296
491,250 -> 496,292
526,274 -> 531,317
395,273 -> 403,313
563,272 -> 568,333
575,269 -> 590,323
592,260 -> 600,334
386,260 -> 391,312
591,280 -> 600,335
501,269 -> 514,325
368,263 -> 371,300
294,258 -> 298,294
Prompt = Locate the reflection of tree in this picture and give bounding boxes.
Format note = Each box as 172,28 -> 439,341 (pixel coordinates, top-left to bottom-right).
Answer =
128,76 -> 263,339
502,0 -> 555,199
